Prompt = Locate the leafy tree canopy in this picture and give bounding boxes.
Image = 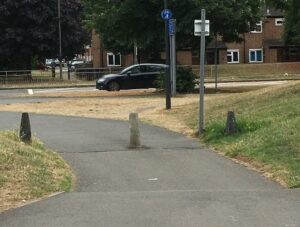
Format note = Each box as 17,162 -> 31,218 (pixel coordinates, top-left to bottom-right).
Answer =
0,0 -> 89,70
84,0 -> 262,60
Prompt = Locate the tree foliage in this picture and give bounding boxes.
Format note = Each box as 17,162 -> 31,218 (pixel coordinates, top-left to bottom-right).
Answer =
0,0 -> 89,70
84,0 -> 262,60
282,0 -> 300,45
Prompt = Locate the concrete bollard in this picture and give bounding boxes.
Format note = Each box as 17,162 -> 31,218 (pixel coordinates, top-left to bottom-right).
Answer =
129,113 -> 141,148
20,112 -> 32,144
225,111 -> 237,135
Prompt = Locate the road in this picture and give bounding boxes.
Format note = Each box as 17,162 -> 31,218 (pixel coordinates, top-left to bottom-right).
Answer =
0,111 -> 300,227
0,80 -> 288,96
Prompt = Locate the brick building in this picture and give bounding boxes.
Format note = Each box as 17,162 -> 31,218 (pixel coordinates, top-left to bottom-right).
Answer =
91,8 -> 300,68
216,8 -> 300,64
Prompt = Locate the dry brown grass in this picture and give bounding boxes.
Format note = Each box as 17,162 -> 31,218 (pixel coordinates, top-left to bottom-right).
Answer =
1,89 -> 230,136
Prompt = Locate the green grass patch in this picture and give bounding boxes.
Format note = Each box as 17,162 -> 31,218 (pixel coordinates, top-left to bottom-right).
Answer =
0,131 -> 73,207
169,82 -> 300,187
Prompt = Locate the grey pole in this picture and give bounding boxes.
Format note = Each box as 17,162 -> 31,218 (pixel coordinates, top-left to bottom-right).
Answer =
134,41 -> 138,64
58,0 -> 63,80
199,9 -> 206,134
164,0 -> 171,109
214,35 -> 218,91
170,19 -> 176,96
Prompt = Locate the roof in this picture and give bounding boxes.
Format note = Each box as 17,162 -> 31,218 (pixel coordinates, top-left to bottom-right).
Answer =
265,8 -> 284,17
265,39 -> 285,48
265,39 -> 300,48
207,41 -> 227,50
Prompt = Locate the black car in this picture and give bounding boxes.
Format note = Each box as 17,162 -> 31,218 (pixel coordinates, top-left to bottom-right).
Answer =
96,64 -> 166,91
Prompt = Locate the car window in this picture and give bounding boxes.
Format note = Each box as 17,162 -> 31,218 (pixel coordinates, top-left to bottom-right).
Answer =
148,65 -> 164,72
131,66 -> 141,74
140,66 -> 147,72
121,66 -> 140,74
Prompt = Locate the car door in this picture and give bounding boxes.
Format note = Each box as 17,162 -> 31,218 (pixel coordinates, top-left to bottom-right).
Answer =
120,66 -> 143,89
141,65 -> 162,88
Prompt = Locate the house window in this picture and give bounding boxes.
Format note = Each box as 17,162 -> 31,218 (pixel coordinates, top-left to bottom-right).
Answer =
249,49 -> 263,63
107,53 -> 121,66
275,18 -> 284,26
250,21 -> 262,33
227,49 -> 239,63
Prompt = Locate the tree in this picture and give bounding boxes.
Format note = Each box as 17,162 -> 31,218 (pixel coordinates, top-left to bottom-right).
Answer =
0,0 -> 89,70
84,0 -> 263,61
281,0 -> 300,45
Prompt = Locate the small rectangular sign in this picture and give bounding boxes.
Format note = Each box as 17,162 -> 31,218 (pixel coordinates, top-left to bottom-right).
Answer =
194,20 -> 210,36
168,19 -> 176,36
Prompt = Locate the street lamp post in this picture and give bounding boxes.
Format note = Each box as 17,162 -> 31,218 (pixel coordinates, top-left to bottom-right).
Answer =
58,0 -> 63,80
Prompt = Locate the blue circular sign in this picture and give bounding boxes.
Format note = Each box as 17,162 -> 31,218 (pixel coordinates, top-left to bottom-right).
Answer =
161,9 -> 172,20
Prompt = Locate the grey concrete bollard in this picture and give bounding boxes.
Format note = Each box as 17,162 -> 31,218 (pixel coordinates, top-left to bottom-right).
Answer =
129,113 -> 141,148
20,112 -> 32,144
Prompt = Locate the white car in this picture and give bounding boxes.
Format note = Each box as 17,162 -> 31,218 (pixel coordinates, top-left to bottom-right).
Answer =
71,60 -> 85,68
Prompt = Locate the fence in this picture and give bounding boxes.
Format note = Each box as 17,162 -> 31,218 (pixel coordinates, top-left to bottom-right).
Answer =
0,63 -> 299,87
0,70 -> 71,86
74,67 -> 124,81
188,62 -> 300,82
0,70 -> 32,84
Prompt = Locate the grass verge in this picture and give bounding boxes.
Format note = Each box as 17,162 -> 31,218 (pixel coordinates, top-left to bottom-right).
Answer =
0,131 -> 73,213
168,82 -> 300,188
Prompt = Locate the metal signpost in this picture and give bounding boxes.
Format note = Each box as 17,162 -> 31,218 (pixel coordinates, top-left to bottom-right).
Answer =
194,9 -> 209,134
169,19 -> 176,96
161,6 -> 172,109
58,0 -> 63,80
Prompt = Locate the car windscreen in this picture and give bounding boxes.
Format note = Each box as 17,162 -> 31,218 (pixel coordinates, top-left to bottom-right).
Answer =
120,65 -> 141,74
120,66 -> 133,74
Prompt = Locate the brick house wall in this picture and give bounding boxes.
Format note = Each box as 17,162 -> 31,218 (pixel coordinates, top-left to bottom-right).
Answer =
91,30 -> 102,68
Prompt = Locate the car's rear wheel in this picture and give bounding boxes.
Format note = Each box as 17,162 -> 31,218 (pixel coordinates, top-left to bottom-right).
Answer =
108,81 -> 120,91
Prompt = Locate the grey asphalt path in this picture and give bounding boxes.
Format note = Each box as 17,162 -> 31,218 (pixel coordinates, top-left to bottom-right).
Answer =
0,112 -> 299,227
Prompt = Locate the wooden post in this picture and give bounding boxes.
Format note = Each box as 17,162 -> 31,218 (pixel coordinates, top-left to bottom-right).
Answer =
129,113 -> 141,148
20,113 -> 32,144
225,111 -> 237,135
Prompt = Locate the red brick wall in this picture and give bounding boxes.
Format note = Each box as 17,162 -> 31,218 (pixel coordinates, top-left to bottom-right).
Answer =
91,30 -> 102,68
177,51 -> 193,65
221,17 -> 285,64
264,17 -> 284,40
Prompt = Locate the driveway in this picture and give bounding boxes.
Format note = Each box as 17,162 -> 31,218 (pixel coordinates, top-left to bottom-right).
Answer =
0,112 -> 299,227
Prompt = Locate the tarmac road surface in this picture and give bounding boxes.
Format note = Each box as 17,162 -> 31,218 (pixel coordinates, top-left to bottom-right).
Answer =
0,112 -> 299,227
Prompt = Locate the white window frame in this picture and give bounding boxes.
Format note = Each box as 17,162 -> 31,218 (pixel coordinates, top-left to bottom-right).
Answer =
250,21 -> 263,33
249,49 -> 263,63
107,52 -> 121,66
227,49 -> 240,64
275,18 -> 284,26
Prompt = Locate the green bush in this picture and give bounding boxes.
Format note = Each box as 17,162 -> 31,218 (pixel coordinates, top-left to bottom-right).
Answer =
155,66 -> 197,93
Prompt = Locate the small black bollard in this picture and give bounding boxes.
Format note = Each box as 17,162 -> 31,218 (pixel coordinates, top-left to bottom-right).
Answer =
51,61 -> 56,78
67,62 -> 71,80
20,113 -> 32,144
225,111 -> 237,135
